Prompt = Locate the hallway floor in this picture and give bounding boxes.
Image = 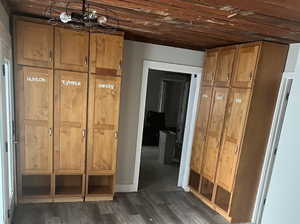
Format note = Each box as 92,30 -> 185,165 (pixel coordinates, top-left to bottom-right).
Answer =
13,147 -> 229,224
138,146 -> 180,192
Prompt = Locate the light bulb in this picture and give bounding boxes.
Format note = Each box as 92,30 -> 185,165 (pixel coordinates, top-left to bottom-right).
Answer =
60,12 -> 72,23
97,16 -> 107,25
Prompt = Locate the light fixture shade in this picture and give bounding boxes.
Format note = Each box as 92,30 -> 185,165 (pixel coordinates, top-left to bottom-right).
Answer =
60,12 -> 72,23
97,16 -> 107,25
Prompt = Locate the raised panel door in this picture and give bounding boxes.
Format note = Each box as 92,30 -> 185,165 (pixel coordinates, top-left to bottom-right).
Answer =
232,43 -> 260,88
202,50 -> 218,86
54,70 -> 87,174
190,86 -> 213,174
90,33 -> 123,74
215,46 -> 236,87
202,87 -> 229,182
55,28 -> 89,72
87,75 -> 121,174
16,20 -> 53,68
17,66 -> 53,174
216,88 -> 251,192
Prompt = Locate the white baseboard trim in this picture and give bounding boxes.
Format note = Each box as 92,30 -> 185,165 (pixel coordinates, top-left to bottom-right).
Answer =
115,184 -> 137,192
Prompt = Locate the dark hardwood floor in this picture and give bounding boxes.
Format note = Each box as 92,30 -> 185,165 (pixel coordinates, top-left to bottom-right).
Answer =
13,147 -> 230,224
13,190 -> 230,224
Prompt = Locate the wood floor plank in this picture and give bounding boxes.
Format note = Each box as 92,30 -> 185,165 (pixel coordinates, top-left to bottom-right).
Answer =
13,191 -> 229,224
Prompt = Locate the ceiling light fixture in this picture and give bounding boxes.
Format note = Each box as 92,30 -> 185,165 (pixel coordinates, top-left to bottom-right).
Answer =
45,0 -> 114,29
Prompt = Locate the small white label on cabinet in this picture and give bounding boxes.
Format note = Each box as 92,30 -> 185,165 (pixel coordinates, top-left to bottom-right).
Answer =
216,95 -> 224,100
26,77 -> 46,82
202,94 -> 208,98
235,98 -> 242,103
98,83 -> 115,89
61,80 -> 81,86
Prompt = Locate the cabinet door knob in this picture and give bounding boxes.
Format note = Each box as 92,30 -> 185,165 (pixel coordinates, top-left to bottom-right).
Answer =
84,56 -> 88,65
49,128 -> 52,136
49,51 -> 53,62
82,129 -> 86,138
249,72 -> 253,80
235,145 -> 239,154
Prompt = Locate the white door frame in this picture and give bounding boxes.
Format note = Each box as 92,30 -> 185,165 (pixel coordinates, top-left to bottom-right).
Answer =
0,61 -> 9,224
133,60 -> 202,191
252,73 -> 294,224
3,59 -> 16,217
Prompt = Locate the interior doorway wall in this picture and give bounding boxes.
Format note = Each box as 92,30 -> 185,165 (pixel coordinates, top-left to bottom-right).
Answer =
133,60 -> 202,191
160,78 -> 190,146
252,74 -> 294,224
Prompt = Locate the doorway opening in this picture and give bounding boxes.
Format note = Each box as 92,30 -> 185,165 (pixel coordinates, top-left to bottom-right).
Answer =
139,69 -> 190,191
134,61 -> 202,192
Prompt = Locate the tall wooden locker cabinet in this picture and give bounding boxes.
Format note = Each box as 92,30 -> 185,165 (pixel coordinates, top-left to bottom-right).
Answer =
53,70 -> 88,201
86,32 -> 123,201
15,66 -> 54,203
14,17 -> 124,204
189,41 -> 288,223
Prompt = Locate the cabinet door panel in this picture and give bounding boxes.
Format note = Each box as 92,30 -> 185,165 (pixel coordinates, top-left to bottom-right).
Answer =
232,43 -> 260,88
55,28 -> 89,72
87,75 -> 121,174
90,33 -> 123,74
54,71 -> 87,174
202,88 -> 229,181
202,50 -> 218,86
190,87 -> 213,174
16,21 -> 53,68
216,89 -> 251,192
215,47 -> 236,87
17,67 -> 53,174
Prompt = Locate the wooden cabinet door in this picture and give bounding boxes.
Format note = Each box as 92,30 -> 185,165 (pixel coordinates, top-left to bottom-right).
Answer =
216,89 -> 251,192
16,20 -> 53,68
87,75 -> 121,174
54,71 -> 87,174
202,50 -> 218,86
232,43 -> 260,88
90,33 -> 123,75
16,66 -> 53,174
190,87 -> 213,174
202,87 -> 229,182
55,28 -> 89,72
215,46 -> 236,87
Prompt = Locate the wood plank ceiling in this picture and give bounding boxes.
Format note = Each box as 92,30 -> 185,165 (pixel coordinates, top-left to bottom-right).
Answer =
5,0 -> 300,50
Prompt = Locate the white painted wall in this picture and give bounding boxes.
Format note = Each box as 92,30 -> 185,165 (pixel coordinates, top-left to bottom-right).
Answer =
116,40 -> 204,188
261,44 -> 300,224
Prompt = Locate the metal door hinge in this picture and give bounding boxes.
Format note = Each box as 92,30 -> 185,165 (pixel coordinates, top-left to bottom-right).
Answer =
2,64 -> 5,76
5,142 -> 8,152
12,120 -> 16,136
286,93 -> 290,101
263,198 -> 267,207
7,209 -> 10,218
274,147 -> 278,156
